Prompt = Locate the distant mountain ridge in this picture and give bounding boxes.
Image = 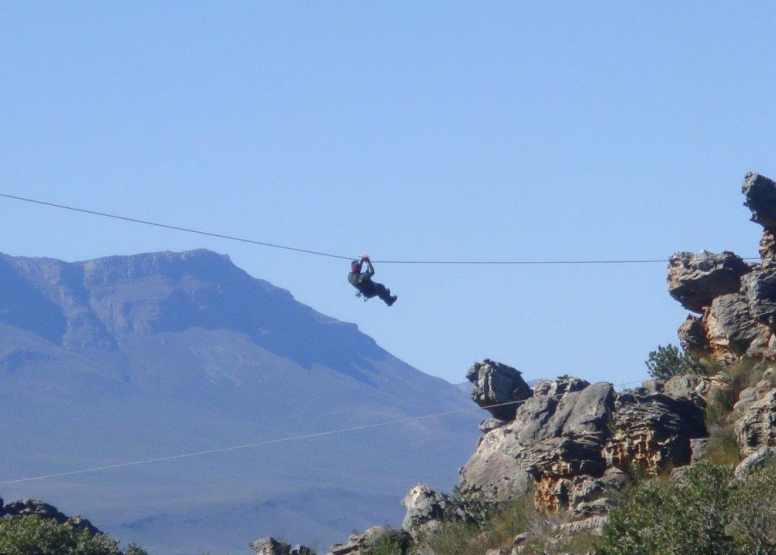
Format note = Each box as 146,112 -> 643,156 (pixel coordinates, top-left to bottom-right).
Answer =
0,249 -> 481,555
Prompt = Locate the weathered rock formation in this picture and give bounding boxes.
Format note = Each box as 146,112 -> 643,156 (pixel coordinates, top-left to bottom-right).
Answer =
269,355 -> 776,555
668,250 -> 752,314
668,172 -> 776,364
326,527 -> 411,555
602,391 -> 706,474
743,172 -> 776,231
736,389 -> 776,457
400,484 -> 472,541
466,359 -> 533,421
262,171 -> 776,555
385,362 -> 776,549
250,537 -> 314,555
457,367 -> 706,513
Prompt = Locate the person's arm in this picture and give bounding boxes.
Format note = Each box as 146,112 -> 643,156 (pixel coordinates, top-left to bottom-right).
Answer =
364,258 -> 375,277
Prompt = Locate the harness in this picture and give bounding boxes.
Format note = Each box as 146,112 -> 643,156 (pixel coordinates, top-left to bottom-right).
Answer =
349,270 -> 376,302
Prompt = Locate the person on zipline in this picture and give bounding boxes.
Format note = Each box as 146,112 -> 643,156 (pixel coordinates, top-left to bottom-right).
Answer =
348,256 -> 397,306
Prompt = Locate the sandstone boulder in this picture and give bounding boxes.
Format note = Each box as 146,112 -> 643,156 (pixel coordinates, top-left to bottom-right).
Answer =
250,537 -> 313,555
734,370 -> 775,412
251,538 -> 289,555
667,250 -> 750,314
662,373 -> 706,406
457,423 -> 534,502
706,293 -> 772,357
466,359 -> 533,421
677,315 -> 709,353
735,389 -> 776,457
734,446 -> 776,480
400,484 -> 471,540
328,527 -> 410,555
743,172 -> 776,233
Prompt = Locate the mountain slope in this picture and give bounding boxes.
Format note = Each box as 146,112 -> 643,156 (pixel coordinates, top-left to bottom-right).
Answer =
0,249 -> 481,554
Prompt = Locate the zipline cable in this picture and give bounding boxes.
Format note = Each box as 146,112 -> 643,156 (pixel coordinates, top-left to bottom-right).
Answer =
0,379 -> 645,486
0,192 -> 352,261
0,192 -> 702,266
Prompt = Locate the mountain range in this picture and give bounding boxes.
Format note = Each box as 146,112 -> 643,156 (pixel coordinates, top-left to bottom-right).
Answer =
0,249 -> 482,555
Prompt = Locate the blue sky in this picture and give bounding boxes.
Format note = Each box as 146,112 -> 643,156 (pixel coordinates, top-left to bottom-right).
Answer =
1,2 -> 774,387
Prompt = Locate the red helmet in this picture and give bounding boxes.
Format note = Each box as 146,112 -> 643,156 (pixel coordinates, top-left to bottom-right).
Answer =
351,260 -> 361,272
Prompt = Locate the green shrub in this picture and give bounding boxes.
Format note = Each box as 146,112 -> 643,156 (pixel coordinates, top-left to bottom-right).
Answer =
599,459 -> 776,555
421,495 -> 558,555
706,423 -> 740,466
362,530 -> 410,555
728,460 -> 776,555
0,515 -> 147,555
0,515 -> 120,555
644,344 -> 704,380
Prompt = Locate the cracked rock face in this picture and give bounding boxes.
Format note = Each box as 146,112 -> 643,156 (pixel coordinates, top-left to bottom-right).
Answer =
742,268 -> 776,331
602,392 -> 707,475
735,389 -> 776,457
706,293 -> 772,358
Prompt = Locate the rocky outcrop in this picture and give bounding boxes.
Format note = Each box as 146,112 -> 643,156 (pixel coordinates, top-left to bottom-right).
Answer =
457,421 -> 534,502
603,391 -> 706,474
668,172 -> 776,364
315,173 -> 776,554
400,484 -> 472,540
735,389 -> 776,456
376,366 -> 712,550
250,537 -> 313,555
312,356 -> 776,555
466,359 -> 533,421
743,172 -> 776,232
457,366 -> 711,515
668,250 -> 751,314
327,527 -> 410,555
734,446 -> 776,480
742,267 -> 776,330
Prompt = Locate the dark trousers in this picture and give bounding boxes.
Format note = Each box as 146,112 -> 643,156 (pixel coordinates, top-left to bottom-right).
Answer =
360,281 -> 393,305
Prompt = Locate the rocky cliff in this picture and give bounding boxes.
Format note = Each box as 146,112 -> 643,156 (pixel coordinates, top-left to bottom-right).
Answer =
668,172 -> 776,364
251,172 -> 776,555
299,360 -> 776,555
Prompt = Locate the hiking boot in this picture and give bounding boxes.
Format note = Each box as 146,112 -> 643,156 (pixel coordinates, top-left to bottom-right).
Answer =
387,295 -> 398,306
